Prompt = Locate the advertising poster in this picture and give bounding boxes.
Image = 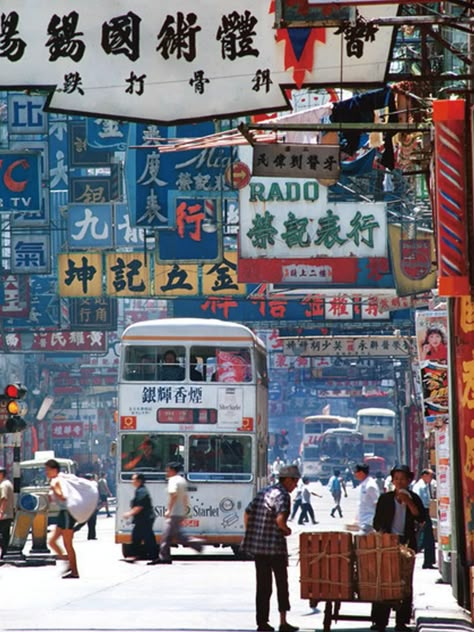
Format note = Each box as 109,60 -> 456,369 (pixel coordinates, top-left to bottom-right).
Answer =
415,311 -> 448,425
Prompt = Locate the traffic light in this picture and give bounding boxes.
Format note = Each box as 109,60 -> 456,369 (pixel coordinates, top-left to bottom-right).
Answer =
4,383 -> 28,432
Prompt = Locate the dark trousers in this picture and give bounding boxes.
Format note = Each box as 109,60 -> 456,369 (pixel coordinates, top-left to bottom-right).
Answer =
87,511 -> 97,539
131,520 -> 158,560
0,519 -> 12,558
255,554 -> 290,627
419,511 -> 436,566
372,593 -> 412,628
298,503 -> 316,525
290,498 -> 302,520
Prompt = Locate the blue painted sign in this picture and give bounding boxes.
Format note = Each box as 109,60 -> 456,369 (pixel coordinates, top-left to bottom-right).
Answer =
49,116 -> 69,191
68,122 -> 111,167
0,152 -> 41,213
11,234 -> 51,274
7,94 -> 48,134
114,203 -> 145,249
67,204 -> 114,249
69,176 -> 114,203
69,297 -> 118,331
126,121 -> 237,261
86,118 -> 129,151
157,193 -> 222,263
2,276 -> 59,330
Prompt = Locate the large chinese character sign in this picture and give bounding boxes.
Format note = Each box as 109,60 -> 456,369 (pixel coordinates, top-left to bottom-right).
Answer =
0,2 -> 396,123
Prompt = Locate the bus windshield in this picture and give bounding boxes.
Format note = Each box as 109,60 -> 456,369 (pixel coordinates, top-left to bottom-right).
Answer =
188,434 -> 252,482
121,433 -> 184,476
320,431 -> 364,461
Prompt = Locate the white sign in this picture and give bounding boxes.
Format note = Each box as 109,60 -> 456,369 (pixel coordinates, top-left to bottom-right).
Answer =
239,181 -> 387,258
253,144 -> 340,180
282,335 -> 415,357
1,2 -> 397,123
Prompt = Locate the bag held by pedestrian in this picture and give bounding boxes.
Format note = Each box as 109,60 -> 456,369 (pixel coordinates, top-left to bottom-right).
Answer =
58,473 -> 99,523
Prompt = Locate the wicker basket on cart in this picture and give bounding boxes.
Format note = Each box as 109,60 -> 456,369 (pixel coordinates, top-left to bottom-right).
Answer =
300,531 -> 355,601
354,533 -> 416,602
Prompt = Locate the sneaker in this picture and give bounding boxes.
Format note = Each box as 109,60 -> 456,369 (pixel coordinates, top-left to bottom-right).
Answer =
62,571 -> 79,579
394,625 -> 412,632
257,625 -> 274,631
146,558 -> 172,565
279,624 -> 299,632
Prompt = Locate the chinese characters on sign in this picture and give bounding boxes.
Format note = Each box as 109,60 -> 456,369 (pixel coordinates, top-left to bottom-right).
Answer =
0,3 -> 398,122
252,144 -> 340,180
282,335 -> 414,358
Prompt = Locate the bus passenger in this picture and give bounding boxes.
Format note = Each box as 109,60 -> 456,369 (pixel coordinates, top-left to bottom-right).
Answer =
161,350 -> 185,381
124,439 -> 161,471
190,355 -> 203,381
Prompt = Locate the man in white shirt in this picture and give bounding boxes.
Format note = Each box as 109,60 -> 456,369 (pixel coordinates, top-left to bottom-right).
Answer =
148,461 -> 203,565
0,467 -> 14,558
353,463 -> 380,534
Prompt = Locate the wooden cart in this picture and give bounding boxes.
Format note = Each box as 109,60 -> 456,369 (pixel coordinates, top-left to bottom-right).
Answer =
300,532 -> 416,632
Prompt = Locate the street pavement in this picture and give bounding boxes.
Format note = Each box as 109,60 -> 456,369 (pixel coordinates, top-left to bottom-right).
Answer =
0,481 -> 472,632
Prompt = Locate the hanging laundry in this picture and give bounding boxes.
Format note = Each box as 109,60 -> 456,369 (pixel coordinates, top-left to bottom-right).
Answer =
330,86 -> 397,170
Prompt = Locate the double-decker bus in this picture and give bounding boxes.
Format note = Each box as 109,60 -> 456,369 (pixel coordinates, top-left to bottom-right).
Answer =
301,415 -> 356,480
116,318 -> 268,556
312,427 -> 364,484
355,407 -> 398,466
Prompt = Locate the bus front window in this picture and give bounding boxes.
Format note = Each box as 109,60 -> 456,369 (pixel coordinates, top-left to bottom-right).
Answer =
188,435 -> 252,481
121,434 -> 184,476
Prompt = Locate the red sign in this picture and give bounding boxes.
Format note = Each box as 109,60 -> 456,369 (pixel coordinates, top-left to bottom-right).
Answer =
238,257 -> 359,283
51,422 -> 84,439
120,415 -> 137,430
454,295 -> 474,563
2,331 -> 107,353
225,162 -> 251,190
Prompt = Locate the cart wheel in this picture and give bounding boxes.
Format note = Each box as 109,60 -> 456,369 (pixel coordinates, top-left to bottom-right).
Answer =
323,601 -> 332,632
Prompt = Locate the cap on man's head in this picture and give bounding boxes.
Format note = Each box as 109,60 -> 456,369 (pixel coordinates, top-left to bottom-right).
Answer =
390,464 -> 414,481
278,465 -> 301,479
0,466 -> 6,475
354,463 -> 369,475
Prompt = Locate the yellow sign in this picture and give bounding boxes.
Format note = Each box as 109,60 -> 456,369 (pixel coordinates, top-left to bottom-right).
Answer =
154,263 -> 199,297
202,252 -> 246,296
58,253 -> 103,297
106,253 -> 151,297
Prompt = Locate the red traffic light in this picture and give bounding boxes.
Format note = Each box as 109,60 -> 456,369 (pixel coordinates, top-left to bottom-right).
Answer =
4,383 -> 27,399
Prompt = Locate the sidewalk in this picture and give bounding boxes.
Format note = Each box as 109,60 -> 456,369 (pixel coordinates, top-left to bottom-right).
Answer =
414,558 -> 473,631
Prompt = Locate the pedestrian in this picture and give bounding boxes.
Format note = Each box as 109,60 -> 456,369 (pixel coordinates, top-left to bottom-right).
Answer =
45,459 -> 80,579
148,461 -> 202,565
353,463 -> 380,534
289,478 -> 303,522
328,469 -> 347,518
241,464 -> 301,632
370,464 -> 425,632
97,472 -> 112,516
412,468 -> 436,569
298,477 -> 321,525
122,473 -> 158,563
0,466 -> 14,559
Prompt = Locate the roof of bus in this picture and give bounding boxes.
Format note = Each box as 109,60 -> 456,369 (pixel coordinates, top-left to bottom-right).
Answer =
304,415 -> 356,423
121,318 -> 264,347
323,427 -> 362,436
356,408 -> 396,417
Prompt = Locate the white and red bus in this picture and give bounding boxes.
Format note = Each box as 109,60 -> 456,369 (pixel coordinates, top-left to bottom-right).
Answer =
301,414 -> 356,479
115,318 -> 268,556
356,407 -> 398,466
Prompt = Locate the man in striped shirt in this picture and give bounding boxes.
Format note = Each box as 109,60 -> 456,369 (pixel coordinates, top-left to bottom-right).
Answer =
241,465 -> 301,632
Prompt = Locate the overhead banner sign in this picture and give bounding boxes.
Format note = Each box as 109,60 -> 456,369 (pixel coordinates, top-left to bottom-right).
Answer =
1,2 -> 396,123
282,336 -> 415,358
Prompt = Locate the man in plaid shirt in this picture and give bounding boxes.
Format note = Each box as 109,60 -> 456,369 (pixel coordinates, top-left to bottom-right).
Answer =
242,465 -> 301,632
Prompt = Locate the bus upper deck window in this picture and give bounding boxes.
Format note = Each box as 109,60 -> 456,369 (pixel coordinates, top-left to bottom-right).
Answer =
215,349 -> 251,383
160,349 -> 185,381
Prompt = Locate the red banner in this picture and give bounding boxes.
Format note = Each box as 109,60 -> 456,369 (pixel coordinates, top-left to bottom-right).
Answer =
454,295 -> 474,563
433,100 -> 469,296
